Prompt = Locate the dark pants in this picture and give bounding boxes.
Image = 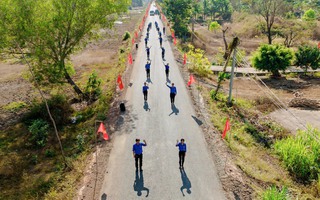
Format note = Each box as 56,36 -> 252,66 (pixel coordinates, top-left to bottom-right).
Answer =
165,69 -> 169,78
160,41 -> 162,46
143,91 -> 148,101
179,151 -> 186,167
162,52 -> 165,59
135,154 -> 143,169
147,52 -> 150,59
170,93 -> 176,104
146,69 -> 150,78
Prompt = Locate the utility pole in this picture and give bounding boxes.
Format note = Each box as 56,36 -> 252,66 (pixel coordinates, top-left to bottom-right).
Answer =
228,48 -> 237,106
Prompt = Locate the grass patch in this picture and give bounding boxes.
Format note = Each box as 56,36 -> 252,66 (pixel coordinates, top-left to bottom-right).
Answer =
3,101 -> 27,112
262,186 -> 288,200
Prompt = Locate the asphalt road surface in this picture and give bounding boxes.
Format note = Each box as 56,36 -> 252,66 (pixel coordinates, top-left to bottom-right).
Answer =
99,4 -> 226,200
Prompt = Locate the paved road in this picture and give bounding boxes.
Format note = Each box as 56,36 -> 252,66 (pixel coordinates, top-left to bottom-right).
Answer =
99,4 -> 226,200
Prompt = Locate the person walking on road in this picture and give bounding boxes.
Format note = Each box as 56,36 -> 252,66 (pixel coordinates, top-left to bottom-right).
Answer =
133,139 -> 147,172
163,62 -> 170,79
146,46 -> 151,60
176,139 -> 187,169
166,82 -> 177,104
158,31 -> 162,38
145,60 -> 151,79
163,26 -> 166,35
161,47 -> 165,60
142,82 -> 149,101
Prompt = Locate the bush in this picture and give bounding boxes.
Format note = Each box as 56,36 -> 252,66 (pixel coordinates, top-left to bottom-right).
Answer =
28,119 -> 49,148
295,45 -> 320,73
122,31 -> 131,41
262,186 -> 288,200
45,149 -> 56,157
251,44 -> 294,77
24,94 -> 73,127
76,134 -> 85,152
85,71 -> 102,102
186,44 -> 213,77
274,127 -> 320,181
303,9 -> 317,21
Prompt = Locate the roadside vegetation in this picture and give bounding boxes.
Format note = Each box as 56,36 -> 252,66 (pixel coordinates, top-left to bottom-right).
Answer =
0,0 -> 146,199
160,0 -> 320,198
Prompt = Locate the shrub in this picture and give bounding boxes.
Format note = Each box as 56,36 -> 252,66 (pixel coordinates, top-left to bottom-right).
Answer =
251,44 -> 294,77
262,186 -> 288,200
76,134 -> 85,152
85,71 -> 102,102
186,44 -> 213,77
209,21 -> 221,32
122,31 -> 131,41
274,127 -> 320,181
295,45 -> 320,73
28,119 -> 49,148
24,94 -> 73,126
303,9 -> 316,21
45,149 -> 56,158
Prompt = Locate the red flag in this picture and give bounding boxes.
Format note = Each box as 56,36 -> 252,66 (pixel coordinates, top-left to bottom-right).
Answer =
135,31 -> 138,39
132,38 -> 135,45
97,122 -> 109,141
183,53 -> 187,65
117,75 -> 124,90
187,74 -> 195,86
222,118 -> 230,139
318,42 -> 320,49
128,53 -> 133,64
174,37 -> 177,46
171,31 -> 175,38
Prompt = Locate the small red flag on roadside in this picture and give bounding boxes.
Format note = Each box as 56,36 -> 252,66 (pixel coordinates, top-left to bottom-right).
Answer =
117,75 -> 124,90
132,38 -> 135,45
97,122 -> 109,141
183,53 -> 187,65
318,42 -> 320,49
172,31 -> 175,38
128,53 -> 133,65
174,37 -> 177,46
187,74 -> 195,86
222,118 -> 230,139
135,31 -> 138,39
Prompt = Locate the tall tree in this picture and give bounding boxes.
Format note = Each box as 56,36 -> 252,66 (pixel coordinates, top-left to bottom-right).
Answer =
295,45 -> 320,74
0,0 -> 129,99
163,0 -> 193,37
255,0 -> 286,44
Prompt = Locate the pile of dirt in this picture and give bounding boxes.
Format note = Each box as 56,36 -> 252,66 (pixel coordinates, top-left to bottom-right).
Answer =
288,98 -> 320,109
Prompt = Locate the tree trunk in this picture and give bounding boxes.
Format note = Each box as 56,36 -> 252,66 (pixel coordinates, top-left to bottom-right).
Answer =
222,27 -> 229,59
271,70 -> 281,77
61,60 -> 85,98
267,26 -> 272,44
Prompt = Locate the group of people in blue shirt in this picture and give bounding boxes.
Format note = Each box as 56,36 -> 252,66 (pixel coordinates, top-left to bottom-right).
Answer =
133,138 -> 187,171
142,19 -> 177,105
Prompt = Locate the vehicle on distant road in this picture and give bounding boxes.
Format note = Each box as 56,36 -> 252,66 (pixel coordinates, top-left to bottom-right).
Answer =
150,10 -> 154,16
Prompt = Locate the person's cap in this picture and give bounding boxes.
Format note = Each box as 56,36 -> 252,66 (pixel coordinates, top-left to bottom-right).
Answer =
136,138 -> 140,142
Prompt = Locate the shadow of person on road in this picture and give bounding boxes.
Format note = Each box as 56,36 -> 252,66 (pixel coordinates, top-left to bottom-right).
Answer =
169,104 -> 179,116
191,115 -> 203,126
146,77 -> 152,83
166,77 -> 171,83
143,101 -> 151,112
180,169 -> 191,196
133,171 -> 149,197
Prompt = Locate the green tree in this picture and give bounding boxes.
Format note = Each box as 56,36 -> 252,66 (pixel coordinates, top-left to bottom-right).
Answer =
278,19 -> 311,47
302,8 -> 317,21
295,45 -> 320,74
0,0 -> 129,100
163,0 -> 193,37
251,44 -> 294,77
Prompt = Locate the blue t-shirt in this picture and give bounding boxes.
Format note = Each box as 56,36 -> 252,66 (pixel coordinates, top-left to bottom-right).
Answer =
145,37 -> 148,42
142,86 -> 149,92
146,48 -> 150,53
133,143 -> 146,155
145,63 -> 151,69
159,37 -> 162,42
167,85 -> 177,94
176,143 -> 187,152
165,65 -> 169,70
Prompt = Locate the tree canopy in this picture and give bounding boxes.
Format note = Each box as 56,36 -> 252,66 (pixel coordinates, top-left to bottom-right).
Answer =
251,44 -> 294,77
0,0 -> 129,99
295,45 -> 320,73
